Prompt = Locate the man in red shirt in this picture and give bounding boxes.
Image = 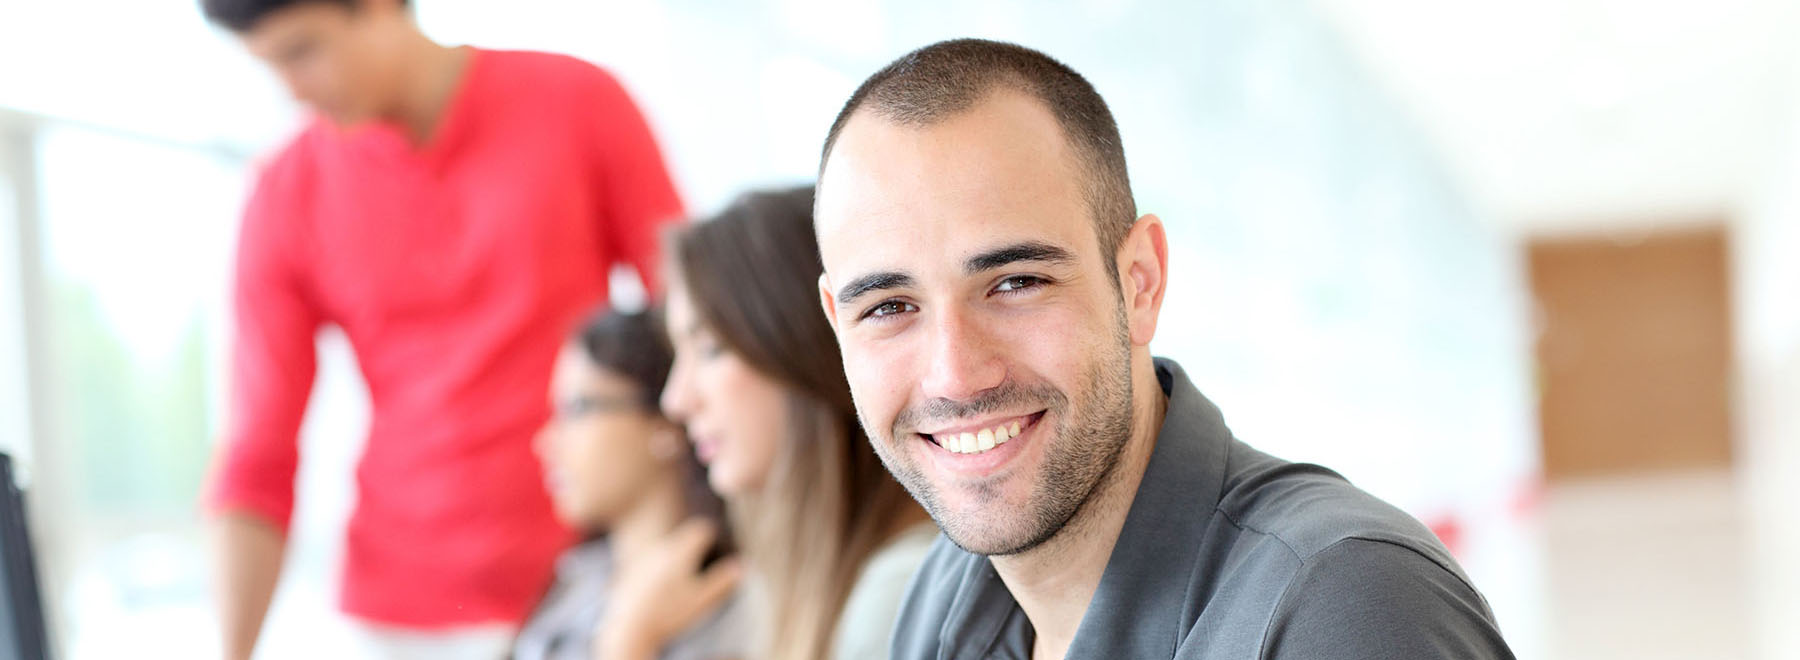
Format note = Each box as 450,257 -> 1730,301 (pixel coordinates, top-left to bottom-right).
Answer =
200,1 -> 684,657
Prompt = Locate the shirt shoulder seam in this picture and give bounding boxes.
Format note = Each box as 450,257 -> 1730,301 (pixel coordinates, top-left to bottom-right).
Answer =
1251,536 -> 1479,659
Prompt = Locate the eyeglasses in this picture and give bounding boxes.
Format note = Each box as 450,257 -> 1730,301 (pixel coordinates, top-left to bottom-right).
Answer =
553,395 -> 644,420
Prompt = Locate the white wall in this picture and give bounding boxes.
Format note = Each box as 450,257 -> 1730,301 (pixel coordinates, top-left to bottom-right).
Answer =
1314,0 -> 1795,230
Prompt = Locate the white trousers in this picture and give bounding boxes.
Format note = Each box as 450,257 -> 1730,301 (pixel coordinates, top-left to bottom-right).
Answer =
349,621 -> 518,660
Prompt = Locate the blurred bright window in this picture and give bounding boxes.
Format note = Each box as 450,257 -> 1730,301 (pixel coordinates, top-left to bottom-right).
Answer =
29,122 -> 242,657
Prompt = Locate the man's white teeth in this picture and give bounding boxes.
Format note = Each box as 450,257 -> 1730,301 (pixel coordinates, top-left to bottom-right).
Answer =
944,421 -> 1022,454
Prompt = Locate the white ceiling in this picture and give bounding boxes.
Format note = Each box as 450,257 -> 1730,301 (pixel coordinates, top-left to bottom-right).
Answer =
4,0 -> 1790,238
1313,0 -> 1798,234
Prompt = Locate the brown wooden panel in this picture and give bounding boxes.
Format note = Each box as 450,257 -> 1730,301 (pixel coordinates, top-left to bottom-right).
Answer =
1529,225 -> 1735,479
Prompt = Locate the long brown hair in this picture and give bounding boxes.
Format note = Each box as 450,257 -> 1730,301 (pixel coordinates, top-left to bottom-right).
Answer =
671,186 -> 921,660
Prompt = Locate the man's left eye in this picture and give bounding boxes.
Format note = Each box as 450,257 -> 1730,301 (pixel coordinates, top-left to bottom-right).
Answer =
995,276 -> 1045,293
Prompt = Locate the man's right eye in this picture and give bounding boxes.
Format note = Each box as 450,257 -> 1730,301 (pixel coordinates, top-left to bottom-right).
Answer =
863,300 -> 918,320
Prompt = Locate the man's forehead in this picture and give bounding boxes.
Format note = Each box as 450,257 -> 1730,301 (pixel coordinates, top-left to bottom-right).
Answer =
815,89 -> 1089,274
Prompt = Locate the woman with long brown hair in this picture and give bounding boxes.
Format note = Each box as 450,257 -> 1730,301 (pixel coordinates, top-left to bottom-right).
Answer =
609,185 -> 936,660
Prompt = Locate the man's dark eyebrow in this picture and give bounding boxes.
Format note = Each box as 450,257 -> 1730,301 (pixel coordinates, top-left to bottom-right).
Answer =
964,241 -> 1076,275
835,271 -> 916,305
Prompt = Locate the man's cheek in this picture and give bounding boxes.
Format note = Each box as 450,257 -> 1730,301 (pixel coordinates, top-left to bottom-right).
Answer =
844,351 -> 881,395
856,352 -> 914,435
852,346 -> 907,391
998,317 -> 1067,364
1008,334 -> 1086,398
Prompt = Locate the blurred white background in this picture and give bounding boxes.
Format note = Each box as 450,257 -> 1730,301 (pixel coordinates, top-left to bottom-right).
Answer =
1,1 -> 1795,658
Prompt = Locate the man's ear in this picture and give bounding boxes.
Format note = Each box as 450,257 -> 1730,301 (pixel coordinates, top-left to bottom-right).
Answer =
1116,214 -> 1169,347
818,272 -> 841,329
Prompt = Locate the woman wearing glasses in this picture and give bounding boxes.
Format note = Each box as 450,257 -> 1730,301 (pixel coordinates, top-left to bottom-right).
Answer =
517,308 -> 744,660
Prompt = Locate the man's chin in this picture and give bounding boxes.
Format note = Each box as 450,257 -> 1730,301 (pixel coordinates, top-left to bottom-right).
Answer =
930,496 -> 1055,557
939,519 -> 1053,557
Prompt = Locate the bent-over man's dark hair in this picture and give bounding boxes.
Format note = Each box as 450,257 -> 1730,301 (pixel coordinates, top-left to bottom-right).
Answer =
201,0 -> 410,32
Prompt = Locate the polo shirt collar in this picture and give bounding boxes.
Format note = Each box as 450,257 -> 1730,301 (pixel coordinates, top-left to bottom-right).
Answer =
1063,358 -> 1230,657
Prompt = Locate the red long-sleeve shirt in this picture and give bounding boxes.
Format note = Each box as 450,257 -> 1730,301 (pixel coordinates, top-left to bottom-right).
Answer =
209,48 -> 683,627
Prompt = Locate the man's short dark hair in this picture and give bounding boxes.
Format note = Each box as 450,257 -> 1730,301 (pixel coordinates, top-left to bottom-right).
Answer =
819,38 -> 1137,259
201,0 -> 408,32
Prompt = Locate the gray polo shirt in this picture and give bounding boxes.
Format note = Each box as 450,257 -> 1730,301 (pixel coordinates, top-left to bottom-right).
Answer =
889,359 -> 1513,659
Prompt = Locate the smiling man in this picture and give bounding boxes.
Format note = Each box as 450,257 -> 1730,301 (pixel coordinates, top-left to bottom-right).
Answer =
813,39 -> 1514,659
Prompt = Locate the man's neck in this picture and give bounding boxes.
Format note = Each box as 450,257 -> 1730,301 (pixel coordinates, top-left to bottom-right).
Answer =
383,32 -> 469,144
991,355 -> 1168,660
